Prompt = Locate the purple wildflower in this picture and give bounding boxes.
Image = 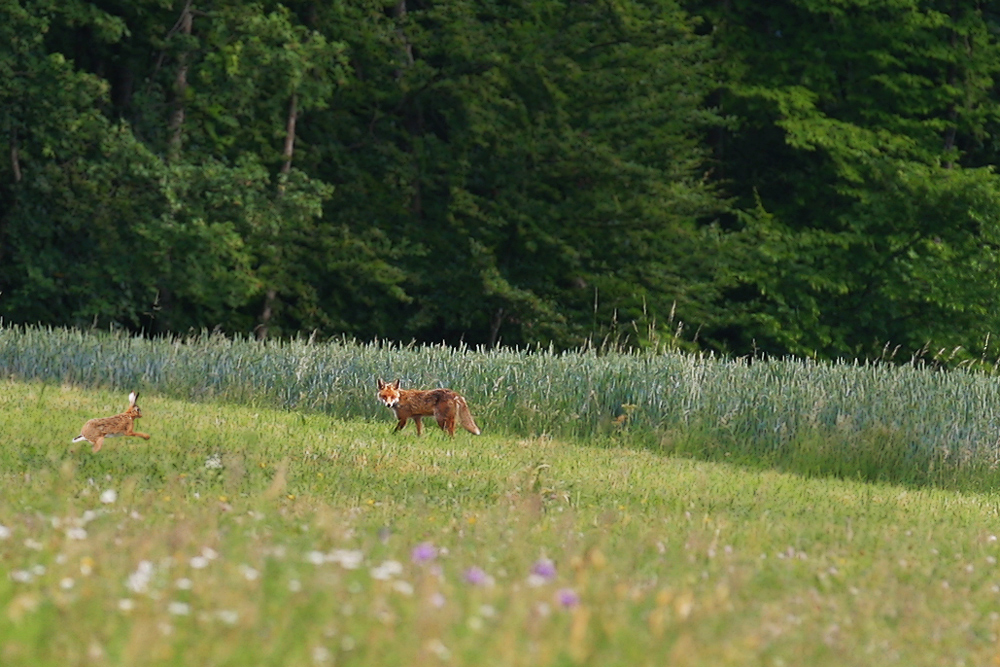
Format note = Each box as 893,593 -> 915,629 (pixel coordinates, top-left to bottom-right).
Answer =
556,588 -> 580,608
411,542 -> 438,564
464,566 -> 489,586
531,558 -> 557,580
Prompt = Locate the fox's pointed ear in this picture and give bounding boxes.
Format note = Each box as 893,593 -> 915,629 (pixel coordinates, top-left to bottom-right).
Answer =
377,378 -> 385,389
392,379 -> 400,389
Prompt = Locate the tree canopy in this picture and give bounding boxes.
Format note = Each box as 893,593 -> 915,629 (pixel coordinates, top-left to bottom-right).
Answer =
3,0 -> 1000,364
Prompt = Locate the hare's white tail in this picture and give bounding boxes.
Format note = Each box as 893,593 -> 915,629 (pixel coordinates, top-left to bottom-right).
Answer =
72,435 -> 87,443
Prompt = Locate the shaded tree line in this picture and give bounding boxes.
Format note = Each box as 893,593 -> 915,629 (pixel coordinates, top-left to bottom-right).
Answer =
2,0 -> 1000,363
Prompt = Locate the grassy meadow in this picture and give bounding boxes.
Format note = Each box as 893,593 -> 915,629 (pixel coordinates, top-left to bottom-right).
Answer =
4,325 -> 1000,488
3,327 -> 1000,665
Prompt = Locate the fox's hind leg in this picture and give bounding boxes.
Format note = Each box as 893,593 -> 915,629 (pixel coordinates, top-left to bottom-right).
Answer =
436,404 -> 457,436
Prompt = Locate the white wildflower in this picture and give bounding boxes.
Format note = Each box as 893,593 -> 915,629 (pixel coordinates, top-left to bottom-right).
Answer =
427,639 -> 451,660
370,560 -> 403,580
168,601 -> 190,616
392,580 -> 414,596
216,610 -> 239,625
127,560 -> 154,594
330,549 -> 364,569
526,574 -> 548,588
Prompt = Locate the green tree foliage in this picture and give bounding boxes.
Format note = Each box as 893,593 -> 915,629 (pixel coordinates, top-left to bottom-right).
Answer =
310,0 -> 728,347
698,0 -> 1000,360
0,0 -> 352,335
0,2 -> 320,333
5,0 -> 1000,363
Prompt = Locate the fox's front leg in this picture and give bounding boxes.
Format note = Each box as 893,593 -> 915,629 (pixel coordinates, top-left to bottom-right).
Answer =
393,418 -> 408,432
413,416 -> 423,436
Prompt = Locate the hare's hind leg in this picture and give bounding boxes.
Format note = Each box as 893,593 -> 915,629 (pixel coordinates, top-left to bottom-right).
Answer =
92,436 -> 105,453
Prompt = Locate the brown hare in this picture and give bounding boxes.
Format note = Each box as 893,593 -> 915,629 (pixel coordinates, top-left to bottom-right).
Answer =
72,391 -> 150,453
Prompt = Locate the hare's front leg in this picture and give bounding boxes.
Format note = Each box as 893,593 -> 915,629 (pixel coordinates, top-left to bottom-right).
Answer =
126,426 -> 151,440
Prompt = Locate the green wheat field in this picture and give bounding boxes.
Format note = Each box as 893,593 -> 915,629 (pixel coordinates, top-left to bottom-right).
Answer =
3,326 -> 1000,666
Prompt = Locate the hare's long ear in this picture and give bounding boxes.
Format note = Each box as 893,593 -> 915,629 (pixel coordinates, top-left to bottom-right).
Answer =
129,391 -> 138,406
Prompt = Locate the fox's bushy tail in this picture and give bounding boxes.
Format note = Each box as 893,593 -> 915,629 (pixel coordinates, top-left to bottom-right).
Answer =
456,397 -> 481,435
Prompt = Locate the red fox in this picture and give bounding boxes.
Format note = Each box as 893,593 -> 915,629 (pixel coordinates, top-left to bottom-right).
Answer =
376,378 -> 481,436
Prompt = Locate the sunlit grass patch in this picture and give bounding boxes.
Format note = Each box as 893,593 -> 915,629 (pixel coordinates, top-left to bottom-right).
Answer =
3,380 -> 1000,665
4,324 -> 1000,488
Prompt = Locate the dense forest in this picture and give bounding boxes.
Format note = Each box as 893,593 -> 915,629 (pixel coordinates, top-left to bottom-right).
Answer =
2,0 -> 1000,363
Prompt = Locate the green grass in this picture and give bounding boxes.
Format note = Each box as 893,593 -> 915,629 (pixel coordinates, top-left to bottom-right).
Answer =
4,325 -> 1000,488
3,379 -> 1000,666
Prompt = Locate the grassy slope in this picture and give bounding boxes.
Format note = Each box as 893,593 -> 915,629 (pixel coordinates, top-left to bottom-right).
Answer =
2,379 -> 1000,666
